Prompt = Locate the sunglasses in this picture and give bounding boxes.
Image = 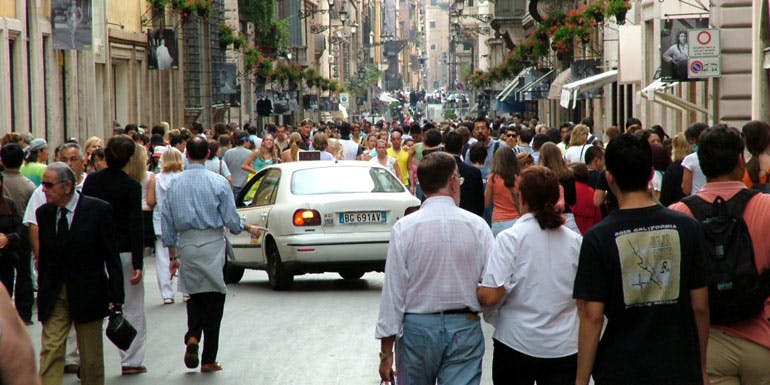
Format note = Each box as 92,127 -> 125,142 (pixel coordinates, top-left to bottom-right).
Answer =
507,134 -> 518,138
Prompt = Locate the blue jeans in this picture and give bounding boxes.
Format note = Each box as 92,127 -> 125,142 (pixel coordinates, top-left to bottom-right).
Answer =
396,313 -> 484,385
491,218 -> 517,237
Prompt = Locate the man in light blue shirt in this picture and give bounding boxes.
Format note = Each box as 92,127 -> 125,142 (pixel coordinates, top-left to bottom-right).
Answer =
162,137 -> 262,373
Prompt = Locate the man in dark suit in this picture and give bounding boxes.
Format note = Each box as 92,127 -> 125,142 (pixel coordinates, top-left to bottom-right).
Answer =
444,131 -> 485,216
36,162 -> 123,385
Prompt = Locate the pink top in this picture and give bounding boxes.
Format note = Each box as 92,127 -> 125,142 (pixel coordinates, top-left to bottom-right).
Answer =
669,181 -> 770,349
488,174 -> 521,222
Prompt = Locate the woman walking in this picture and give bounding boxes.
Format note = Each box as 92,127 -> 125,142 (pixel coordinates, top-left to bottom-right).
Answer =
478,166 -> 582,385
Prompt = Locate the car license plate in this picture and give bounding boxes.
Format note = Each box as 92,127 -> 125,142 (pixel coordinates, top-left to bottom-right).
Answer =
339,211 -> 387,224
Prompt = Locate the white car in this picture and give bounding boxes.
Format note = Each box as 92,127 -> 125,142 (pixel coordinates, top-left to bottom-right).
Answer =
225,160 -> 421,290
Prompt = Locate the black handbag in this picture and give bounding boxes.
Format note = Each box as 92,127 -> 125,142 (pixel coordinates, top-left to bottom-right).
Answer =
105,306 -> 137,350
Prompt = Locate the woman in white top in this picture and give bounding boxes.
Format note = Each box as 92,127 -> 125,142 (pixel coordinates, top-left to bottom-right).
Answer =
123,143 -> 156,259
369,139 -> 402,180
478,166 -> 582,385
564,124 -> 592,164
152,148 -> 184,304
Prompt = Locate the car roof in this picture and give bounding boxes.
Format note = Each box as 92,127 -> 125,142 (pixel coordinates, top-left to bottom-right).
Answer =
262,160 -> 382,173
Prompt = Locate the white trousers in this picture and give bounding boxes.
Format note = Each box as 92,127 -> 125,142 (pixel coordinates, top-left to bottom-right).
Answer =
154,237 -> 175,300
119,252 -> 146,367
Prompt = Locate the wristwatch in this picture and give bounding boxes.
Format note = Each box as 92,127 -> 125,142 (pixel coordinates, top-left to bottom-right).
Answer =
379,351 -> 392,361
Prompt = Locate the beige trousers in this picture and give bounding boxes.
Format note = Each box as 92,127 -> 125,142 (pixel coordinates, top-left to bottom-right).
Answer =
708,328 -> 770,385
39,286 -> 104,385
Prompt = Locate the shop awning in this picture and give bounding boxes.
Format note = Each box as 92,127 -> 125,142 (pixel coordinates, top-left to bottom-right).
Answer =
637,79 -> 710,115
560,69 -> 618,109
547,69 -> 574,100
496,67 -> 534,102
516,69 -> 555,101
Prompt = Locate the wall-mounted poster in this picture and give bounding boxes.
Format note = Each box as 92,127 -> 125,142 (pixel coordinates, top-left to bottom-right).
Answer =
661,18 -> 709,81
52,0 -> 93,50
148,29 -> 178,70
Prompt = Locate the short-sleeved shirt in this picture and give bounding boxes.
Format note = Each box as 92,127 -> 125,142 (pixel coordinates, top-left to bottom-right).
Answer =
596,171 -> 618,213
682,152 -> 707,195
669,181 -> 770,350
20,162 -> 46,187
573,204 -> 707,385
387,147 -> 410,185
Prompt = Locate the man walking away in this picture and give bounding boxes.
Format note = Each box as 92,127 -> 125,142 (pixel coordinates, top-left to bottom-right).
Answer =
573,134 -> 710,385
376,152 -> 494,385
222,130 -> 254,199
1,143 -> 35,324
670,124 -> 770,385
162,136 -> 263,373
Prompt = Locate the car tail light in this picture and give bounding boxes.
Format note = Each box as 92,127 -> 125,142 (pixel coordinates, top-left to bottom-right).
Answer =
293,209 -> 321,226
404,206 -> 420,216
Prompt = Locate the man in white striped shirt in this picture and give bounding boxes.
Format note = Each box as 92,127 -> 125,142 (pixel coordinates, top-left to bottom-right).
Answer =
376,152 -> 495,385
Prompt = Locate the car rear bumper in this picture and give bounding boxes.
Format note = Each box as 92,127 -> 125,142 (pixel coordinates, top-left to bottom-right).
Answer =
275,232 -> 389,267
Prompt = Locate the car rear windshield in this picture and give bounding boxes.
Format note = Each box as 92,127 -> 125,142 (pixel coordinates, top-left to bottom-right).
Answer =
291,166 -> 405,195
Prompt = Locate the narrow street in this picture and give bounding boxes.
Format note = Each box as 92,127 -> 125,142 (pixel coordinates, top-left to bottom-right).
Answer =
27,258 -> 497,385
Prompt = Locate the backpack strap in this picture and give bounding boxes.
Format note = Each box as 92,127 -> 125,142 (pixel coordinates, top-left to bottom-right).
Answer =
682,189 -> 759,220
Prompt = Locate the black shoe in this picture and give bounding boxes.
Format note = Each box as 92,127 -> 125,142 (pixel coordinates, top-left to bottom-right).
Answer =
184,340 -> 199,369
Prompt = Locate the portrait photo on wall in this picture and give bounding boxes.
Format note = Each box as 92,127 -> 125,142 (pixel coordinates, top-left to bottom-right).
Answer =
52,0 -> 93,50
147,29 -> 178,70
660,18 -> 709,81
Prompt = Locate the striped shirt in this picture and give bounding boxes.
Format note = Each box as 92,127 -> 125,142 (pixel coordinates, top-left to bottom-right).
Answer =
375,196 -> 494,338
161,164 -> 243,247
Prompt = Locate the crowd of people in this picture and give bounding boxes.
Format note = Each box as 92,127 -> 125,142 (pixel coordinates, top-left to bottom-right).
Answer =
0,114 -> 768,385
372,116 -> 770,385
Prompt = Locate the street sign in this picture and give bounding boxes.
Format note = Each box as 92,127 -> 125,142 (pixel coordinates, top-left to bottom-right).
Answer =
687,28 -> 720,78
687,57 -> 721,78
688,29 -> 720,57
339,93 -> 349,108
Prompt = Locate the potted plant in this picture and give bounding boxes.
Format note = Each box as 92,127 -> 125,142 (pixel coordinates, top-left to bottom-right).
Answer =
607,0 -> 630,25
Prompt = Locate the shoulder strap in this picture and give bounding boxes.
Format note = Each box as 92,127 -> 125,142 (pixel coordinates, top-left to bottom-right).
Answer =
681,194 -> 715,221
493,141 -> 500,155
682,189 -> 758,220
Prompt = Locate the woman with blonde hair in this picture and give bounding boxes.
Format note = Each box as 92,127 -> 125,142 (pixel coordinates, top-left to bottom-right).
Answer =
242,134 -> 279,173
659,133 -> 691,206
327,138 -> 344,160
281,132 -> 303,163
563,124 -> 592,164
124,143 -> 157,268
152,147 -> 184,303
539,142 -> 580,234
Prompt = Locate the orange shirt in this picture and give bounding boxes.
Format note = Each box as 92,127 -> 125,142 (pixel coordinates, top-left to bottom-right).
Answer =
742,168 -> 770,189
487,174 -> 521,222
669,181 -> 770,349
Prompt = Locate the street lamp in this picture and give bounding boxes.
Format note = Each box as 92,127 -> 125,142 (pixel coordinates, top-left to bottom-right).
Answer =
339,9 -> 348,24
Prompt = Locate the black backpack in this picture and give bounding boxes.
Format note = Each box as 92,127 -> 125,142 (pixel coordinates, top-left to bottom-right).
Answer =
682,189 -> 770,325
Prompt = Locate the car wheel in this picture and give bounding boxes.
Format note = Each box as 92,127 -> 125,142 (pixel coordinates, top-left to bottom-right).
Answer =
267,243 -> 293,290
223,261 -> 245,284
339,271 -> 365,280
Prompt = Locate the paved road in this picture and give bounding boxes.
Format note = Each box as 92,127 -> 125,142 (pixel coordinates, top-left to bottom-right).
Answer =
27,257 -> 497,385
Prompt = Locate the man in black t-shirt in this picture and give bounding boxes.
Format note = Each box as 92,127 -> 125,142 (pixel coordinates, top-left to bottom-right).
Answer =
573,134 -> 710,385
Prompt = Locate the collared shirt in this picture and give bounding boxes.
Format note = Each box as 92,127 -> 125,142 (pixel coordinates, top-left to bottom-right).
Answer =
481,213 -> 582,358
57,191 -> 80,230
24,179 -> 82,226
375,196 -> 494,339
161,164 -> 243,247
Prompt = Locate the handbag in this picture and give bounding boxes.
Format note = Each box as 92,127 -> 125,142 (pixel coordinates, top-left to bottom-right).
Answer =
105,306 -> 137,350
